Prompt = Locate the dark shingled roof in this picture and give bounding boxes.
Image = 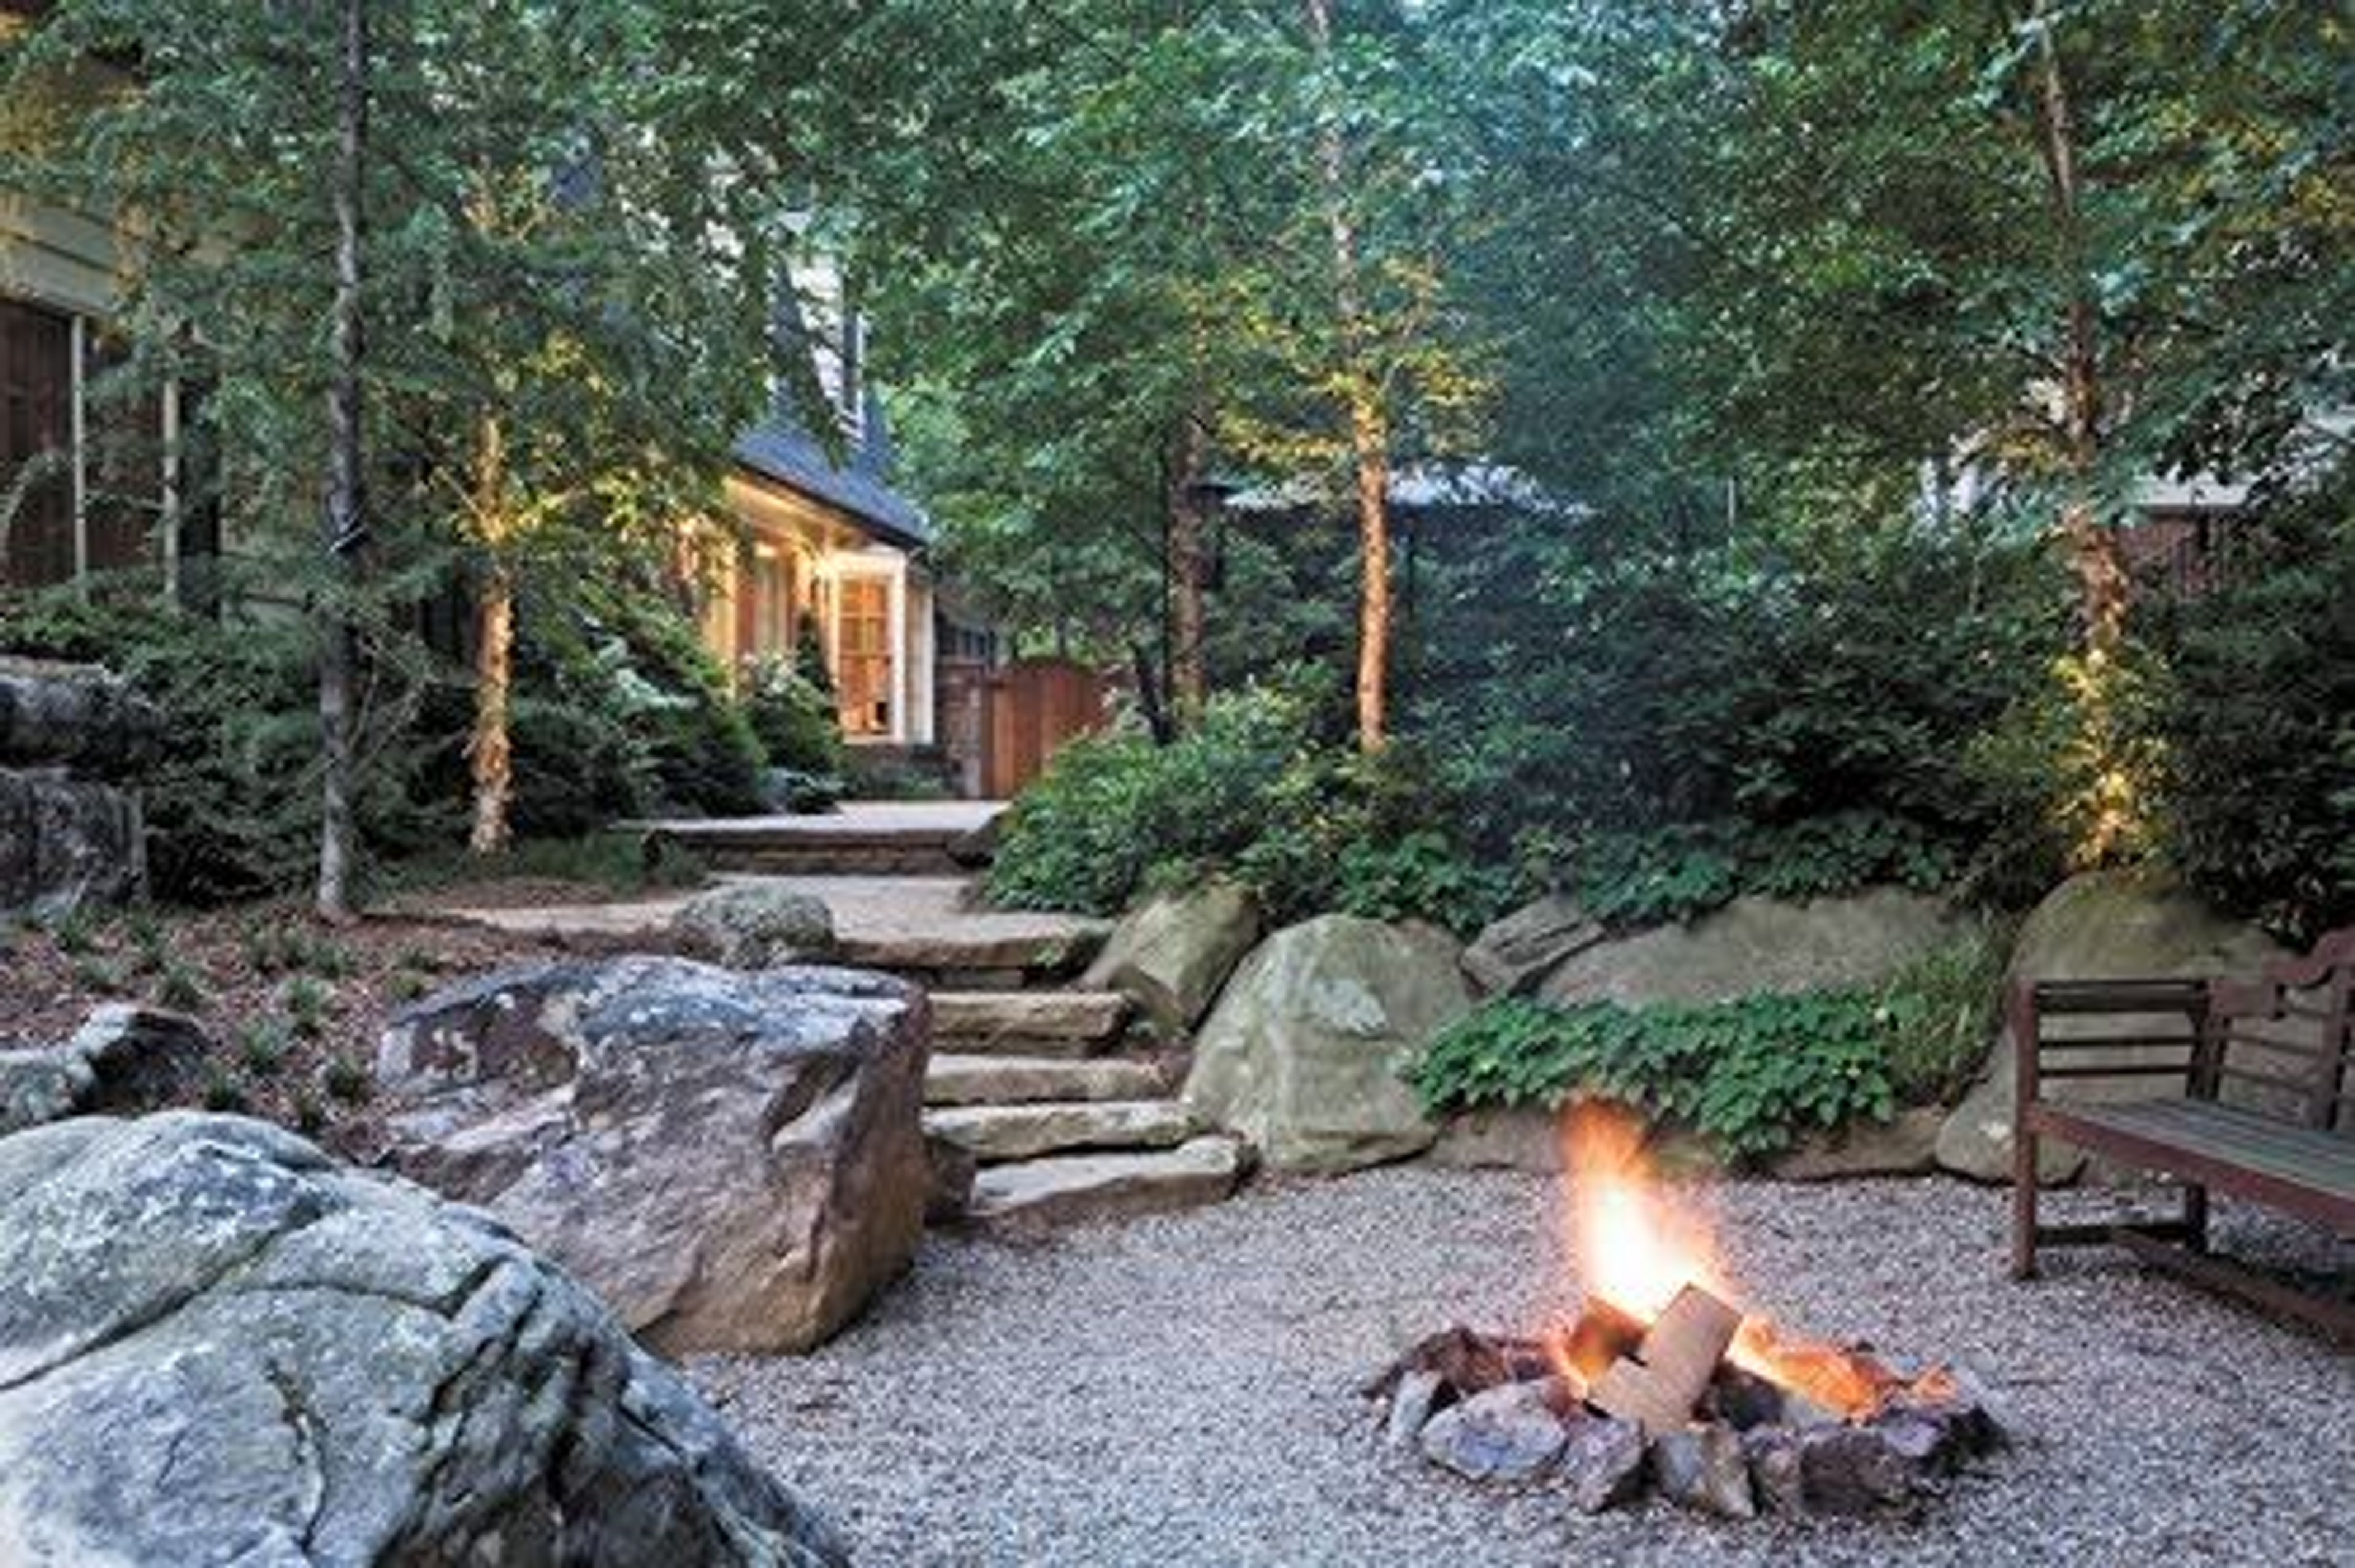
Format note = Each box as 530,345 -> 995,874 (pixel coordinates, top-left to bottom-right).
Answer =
732,281 -> 932,552
732,402 -> 933,553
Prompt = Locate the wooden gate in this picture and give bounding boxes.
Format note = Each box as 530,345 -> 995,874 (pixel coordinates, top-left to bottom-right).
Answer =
982,657 -> 1112,798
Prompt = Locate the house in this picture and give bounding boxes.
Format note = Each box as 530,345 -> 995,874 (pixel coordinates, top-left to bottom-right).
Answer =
1,192 -> 213,598
691,263 -> 1005,792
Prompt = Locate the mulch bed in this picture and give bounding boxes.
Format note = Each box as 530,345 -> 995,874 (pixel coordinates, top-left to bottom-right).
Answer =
1,892 -> 686,1161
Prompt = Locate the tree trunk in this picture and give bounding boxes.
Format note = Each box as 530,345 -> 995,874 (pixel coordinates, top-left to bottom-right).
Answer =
2030,3 -> 2127,655
2030,4 -> 2136,864
468,416 -> 513,855
316,0 -> 369,922
1165,414 -> 1209,732
1303,0 -> 1392,752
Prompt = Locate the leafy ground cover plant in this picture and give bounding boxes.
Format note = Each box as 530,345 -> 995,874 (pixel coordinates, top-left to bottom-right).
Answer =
1406,991 -> 1899,1160
1406,924 -> 2011,1159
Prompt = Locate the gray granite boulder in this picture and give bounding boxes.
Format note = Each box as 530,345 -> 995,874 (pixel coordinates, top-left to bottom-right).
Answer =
1539,887 -> 1958,1008
1461,894 -> 1604,996
672,882 -> 838,968
0,768 -> 145,919
1083,879 -> 1262,1038
1935,868 -> 2288,1183
0,656 -> 158,773
0,1112 -> 849,1567
378,955 -> 930,1354
0,659 -> 155,920
1183,914 -> 1469,1172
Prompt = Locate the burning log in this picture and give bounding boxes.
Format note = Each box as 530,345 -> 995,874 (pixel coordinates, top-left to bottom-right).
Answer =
1586,1284 -> 1744,1439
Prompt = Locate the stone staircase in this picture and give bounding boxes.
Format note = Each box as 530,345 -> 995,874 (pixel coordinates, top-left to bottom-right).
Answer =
911,961 -> 1246,1232
595,805 -> 1250,1230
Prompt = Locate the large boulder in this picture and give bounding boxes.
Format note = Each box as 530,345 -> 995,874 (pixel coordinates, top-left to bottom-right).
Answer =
1935,868 -> 2288,1183
0,768 -> 145,920
1461,894 -> 1604,996
0,656 -> 159,773
1539,887 -> 1959,1008
0,1112 -> 848,1567
0,659 -> 156,920
1082,878 -> 1262,1038
672,881 -> 839,968
1184,914 -> 1469,1172
378,955 -> 930,1355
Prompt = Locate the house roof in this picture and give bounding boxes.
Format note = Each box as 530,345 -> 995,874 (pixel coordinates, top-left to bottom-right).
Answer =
732,277 -> 932,553
732,399 -> 933,553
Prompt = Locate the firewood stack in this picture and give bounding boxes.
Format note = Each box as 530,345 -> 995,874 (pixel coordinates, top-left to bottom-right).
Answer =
1368,1286 -> 2001,1520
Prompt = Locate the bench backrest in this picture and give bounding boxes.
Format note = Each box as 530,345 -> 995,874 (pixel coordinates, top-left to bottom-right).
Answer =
2203,928 -> 2355,1133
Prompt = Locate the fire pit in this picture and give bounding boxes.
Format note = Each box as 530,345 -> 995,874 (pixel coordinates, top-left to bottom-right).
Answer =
1368,1107 -> 2002,1518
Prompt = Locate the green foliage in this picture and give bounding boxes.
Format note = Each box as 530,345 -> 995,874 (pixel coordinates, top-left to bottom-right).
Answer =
1875,924 -> 2014,1107
282,977 -> 331,1040
742,651 -> 845,777
320,1057 -> 371,1105
1569,813 -> 1959,929
154,958 -> 209,1012
592,587 -> 767,818
199,1066 -> 248,1114
237,1020 -> 290,1078
2151,488 -> 2355,941
0,586 -> 442,901
1333,831 -> 1517,935
990,681 -> 1502,931
1407,993 -> 1899,1160
380,830 -> 706,898
1420,508 -> 2070,908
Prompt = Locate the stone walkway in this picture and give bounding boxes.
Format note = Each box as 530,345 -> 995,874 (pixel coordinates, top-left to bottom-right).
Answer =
451,873 -> 1102,961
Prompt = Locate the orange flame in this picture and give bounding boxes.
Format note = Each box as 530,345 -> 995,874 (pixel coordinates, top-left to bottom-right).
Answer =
1555,1101 -> 1887,1418
1558,1102 -> 1728,1321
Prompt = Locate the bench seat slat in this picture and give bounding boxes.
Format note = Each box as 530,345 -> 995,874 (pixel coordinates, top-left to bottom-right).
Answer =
2029,1098 -> 2355,1228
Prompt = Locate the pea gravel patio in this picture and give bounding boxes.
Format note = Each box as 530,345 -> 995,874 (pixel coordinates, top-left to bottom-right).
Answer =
693,1168 -> 2351,1567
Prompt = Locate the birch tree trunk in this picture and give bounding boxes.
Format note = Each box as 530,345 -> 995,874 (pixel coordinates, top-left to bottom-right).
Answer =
316,0 -> 368,921
1303,0 -> 1392,753
468,412 -> 513,855
1165,412 -> 1210,732
2030,5 -> 2127,657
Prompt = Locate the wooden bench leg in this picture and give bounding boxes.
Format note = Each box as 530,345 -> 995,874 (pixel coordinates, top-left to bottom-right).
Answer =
2182,1181 -> 2209,1255
2010,1119 -> 2039,1280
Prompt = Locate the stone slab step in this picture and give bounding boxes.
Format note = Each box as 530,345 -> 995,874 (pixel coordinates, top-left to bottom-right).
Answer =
965,1136 -> 1247,1230
841,928 -> 1106,984
924,1098 -> 1194,1163
925,1054 -> 1166,1107
930,990 -> 1130,1057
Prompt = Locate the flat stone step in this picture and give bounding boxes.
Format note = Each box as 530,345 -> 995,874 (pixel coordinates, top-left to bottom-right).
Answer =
925,1054 -> 1166,1107
965,1136 -> 1247,1230
841,928 -> 1105,984
930,990 -> 1130,1057
924,1099 -> 1195,1163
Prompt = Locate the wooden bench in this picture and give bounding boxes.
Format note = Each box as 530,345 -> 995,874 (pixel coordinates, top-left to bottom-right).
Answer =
2009,927 -> 2355,1342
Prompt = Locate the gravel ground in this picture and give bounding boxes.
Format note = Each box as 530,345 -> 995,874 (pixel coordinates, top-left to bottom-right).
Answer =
697,1168 -> 2352,1567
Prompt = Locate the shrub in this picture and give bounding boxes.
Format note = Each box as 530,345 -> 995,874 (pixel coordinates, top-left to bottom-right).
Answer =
1406,992 -> 1899,1160
989,681 -> 1503,930
2151,482 -> 2355,942
589,586 -> 767,819
742,650 -> 844,776
1414,508 -> 2069,901
0,586 -> 443,900
1875,923 -> 2012,1105
1567,811 -> 1958,928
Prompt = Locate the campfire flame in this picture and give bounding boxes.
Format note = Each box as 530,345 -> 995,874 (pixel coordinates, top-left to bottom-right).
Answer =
1551,1102 -> 1891,1418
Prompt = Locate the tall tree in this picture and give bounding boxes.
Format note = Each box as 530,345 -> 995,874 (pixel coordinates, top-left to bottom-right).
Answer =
317,0 -> 370,919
